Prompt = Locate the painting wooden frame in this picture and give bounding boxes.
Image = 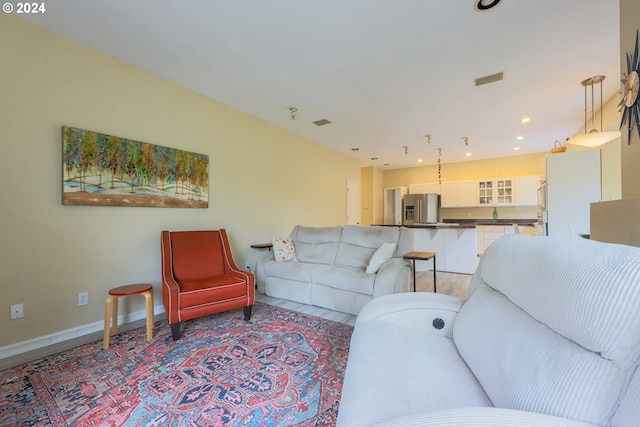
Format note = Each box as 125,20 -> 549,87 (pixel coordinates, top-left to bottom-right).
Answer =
62,126 -> 209,208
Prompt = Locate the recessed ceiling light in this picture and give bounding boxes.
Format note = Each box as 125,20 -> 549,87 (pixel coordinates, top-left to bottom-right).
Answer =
516,136 -> 524,140
417,159 -> 423,163
520,117 -> 531,124
513,146 -> 521,151
465,152 -> 472,157
474,0 -> 502,12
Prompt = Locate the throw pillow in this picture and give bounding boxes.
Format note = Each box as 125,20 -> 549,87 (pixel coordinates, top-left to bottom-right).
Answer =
272,237 -> 298,262
365,242 -> 396,274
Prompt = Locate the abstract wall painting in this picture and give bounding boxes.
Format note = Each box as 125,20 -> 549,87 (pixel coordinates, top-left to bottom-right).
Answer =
62,126 -> 209,208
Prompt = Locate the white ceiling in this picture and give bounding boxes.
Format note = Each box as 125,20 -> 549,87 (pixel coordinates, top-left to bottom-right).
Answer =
20,0 -> 621,168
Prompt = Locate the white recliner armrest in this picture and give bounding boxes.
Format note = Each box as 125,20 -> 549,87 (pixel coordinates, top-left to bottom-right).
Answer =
356,292 -> 464,338
376,407 -> 600,427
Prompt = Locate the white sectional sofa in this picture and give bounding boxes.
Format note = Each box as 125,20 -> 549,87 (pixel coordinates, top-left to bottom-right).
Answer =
256,225 -> 413,315
337,234 -> 640,427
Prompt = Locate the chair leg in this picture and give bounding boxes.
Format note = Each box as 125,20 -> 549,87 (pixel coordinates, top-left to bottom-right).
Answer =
244,305 -> 253,321
170,322 -> 182,341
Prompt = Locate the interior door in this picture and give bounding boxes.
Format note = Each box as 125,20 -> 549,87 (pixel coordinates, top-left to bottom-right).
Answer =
346,179 -> 361,225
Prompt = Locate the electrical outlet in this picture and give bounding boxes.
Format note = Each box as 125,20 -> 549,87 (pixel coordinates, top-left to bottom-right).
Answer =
244,262 -> 251,271
78,292 -> 88,306
10,304 -> 23,320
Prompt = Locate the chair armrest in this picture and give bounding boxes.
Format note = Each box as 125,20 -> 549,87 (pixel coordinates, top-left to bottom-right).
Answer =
160,230 -> 181,323
375,407 -> 600,427
356,292 -> 464,338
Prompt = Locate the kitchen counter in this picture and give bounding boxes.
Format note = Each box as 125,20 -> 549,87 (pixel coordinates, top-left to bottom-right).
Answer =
442,218 -> 538,226
373,219 -> 537,228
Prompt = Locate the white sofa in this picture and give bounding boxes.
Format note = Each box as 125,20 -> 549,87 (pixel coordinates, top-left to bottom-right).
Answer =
337,234 -> 640,427
256,225 -> 413,315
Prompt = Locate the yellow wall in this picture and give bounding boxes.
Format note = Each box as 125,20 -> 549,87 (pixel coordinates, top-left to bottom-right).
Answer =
0,14 -> 360,347
620,0 -> 640,197
360,166 -> 383,226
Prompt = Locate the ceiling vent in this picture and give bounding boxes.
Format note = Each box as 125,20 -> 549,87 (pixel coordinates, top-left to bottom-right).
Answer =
313,119 -> 332,126
474,71 -> 505,87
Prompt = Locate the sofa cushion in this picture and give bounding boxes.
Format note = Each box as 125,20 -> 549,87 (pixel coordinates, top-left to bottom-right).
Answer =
611,364 -> 640,427
455,234 -> 640,426
338,319 -> 492,426
263,259 -> 315,283
366,242 -> 397,274
335,225 -> 400,268
291,225 -> 342,264
311,264 -> 375,295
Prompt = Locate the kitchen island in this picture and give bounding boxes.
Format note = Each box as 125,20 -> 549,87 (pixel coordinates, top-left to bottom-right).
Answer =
375,219 -> 538,274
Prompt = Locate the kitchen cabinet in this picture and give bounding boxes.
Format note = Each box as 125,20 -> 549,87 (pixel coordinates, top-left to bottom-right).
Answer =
412,227 -> 478,274
383,186 -> 407,225
441,181 -> 477,207
476,223 -> 540,255
514,175 -> 539,206
478,179 -> 514,206
476,225 -> 515,256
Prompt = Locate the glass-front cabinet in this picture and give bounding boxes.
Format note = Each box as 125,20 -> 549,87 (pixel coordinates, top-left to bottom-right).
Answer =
478,178 -> 514,206
495,179 -> 513,205
478,180 -> 494,206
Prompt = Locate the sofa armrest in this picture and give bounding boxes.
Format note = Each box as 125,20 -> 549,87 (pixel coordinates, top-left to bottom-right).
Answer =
372,257 -> 412,297
356,292 -> 464,338
255,250 -> 275,293
375,407 -> 600,427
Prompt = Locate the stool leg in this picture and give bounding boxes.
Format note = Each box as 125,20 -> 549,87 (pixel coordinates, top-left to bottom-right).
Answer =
143,289 -> 154,341
103,296 -> 114,350
111,296 -> 119,336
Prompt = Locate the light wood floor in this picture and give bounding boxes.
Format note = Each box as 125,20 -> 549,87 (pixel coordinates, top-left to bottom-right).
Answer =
256,270 -> 472,326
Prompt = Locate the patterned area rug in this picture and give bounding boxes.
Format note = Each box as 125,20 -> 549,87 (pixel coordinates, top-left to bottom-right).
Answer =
0,302 -> 353,426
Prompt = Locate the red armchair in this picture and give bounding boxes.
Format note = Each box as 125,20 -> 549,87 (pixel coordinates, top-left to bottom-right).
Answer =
161,229 -> 254,340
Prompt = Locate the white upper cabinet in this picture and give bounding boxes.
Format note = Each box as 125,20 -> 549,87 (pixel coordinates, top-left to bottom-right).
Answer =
478,178 -> 514,206
441,181 -> 477,207
514,175 -> 540,206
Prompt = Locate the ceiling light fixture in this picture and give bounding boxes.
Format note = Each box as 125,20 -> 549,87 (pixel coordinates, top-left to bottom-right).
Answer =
463,136 -> 469,146
425,134 -> 432,144
465,152 -> 472,157
418,159 -> 423,163
513,146 -> 521,151
474,0 -> 502,12
403,145 -> 409,155
289,107 -> 298,120
567,75 -> 620,147
520,117 -> 531,124
516,135 -> 524,140
351,148 -> 359,151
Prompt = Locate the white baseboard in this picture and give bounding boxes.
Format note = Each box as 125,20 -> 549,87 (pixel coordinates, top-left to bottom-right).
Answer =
0,304 -> 165,361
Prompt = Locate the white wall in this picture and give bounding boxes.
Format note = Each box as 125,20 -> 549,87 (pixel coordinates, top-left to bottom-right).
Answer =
0,14 -> 360,347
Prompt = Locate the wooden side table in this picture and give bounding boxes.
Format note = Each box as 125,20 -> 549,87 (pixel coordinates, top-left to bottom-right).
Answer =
251,243 -> 273,251
402,252 -> 437,293
103,284 -> 154,350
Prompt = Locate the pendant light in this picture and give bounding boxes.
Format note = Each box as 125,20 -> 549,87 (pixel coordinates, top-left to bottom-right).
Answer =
567,75 -> 620,147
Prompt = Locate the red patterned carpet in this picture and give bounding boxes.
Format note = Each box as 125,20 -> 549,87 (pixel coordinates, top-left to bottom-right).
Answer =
0,302 -> 353,426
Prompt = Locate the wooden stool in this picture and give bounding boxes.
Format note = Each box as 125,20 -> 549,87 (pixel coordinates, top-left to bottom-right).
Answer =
103,284 -> 154,350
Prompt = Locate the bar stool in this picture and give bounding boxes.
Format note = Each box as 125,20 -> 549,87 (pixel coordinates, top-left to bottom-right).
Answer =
103,284 -> 154,350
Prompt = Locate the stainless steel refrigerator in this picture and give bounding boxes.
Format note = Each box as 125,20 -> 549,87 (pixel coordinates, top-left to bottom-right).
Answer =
403,193 -> 438,225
